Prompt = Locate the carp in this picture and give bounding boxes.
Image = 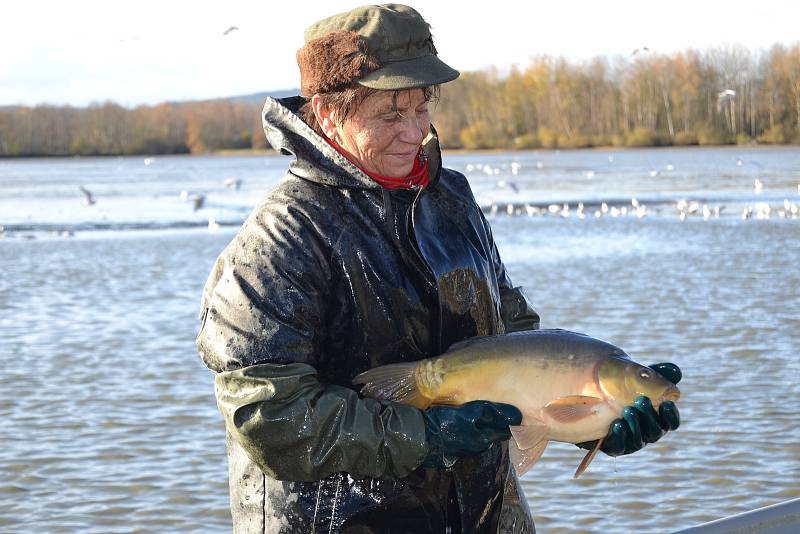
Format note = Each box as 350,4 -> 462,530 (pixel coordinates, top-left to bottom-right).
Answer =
353,329 -> 680,477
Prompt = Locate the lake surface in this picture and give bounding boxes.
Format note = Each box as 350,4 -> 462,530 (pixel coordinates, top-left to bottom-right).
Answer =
1,146 -> 799,533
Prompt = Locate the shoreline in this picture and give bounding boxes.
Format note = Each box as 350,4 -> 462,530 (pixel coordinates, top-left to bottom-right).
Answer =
1,143 -> 798,160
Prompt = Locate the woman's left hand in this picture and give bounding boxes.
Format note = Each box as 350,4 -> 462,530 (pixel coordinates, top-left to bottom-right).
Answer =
578,362 -> 682,457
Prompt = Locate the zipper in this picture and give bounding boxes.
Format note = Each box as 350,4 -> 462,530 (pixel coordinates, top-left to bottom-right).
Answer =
409,186 -> 444,355
380,187 -> 435,287
379,185 -> 443,355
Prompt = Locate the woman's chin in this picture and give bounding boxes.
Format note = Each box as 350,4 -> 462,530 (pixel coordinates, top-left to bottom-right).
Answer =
380,159 -> 415,178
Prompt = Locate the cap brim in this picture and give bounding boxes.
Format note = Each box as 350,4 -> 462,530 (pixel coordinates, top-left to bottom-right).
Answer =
358,54 -> 460,90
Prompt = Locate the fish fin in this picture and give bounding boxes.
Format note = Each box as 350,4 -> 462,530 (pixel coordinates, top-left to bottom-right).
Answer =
543,396 -> 604,423
510,420 -> 549,450
510,437 -> 548,476
574,437 -> 604,478
444,334 -> 502,354
352,363 -> 429,409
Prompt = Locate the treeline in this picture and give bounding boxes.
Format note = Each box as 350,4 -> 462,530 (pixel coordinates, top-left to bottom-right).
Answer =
435,43 -> 800,149
1,43 -> 799,157
0,99 -> 266,157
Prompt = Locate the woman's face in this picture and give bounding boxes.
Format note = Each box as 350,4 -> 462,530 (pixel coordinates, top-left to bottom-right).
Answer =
326,89 -> 431,178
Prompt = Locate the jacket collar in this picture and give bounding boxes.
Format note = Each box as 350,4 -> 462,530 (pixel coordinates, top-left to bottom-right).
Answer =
262,96 -> 442,190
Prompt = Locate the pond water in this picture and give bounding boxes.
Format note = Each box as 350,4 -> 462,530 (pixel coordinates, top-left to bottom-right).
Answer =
1,146 -> 798,532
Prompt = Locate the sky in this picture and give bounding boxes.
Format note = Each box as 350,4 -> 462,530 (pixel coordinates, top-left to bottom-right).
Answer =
3,0 -> 799,107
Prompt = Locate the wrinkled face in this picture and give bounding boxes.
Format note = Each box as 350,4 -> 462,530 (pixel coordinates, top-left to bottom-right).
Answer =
598,357 -> 681,408
323,89 -> 431,178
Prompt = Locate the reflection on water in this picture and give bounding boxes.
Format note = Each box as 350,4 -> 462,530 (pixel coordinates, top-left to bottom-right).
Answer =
1,149 -> 799,532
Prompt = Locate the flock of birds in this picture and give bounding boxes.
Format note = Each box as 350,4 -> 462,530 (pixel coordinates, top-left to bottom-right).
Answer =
484,195 -> 799,222
72,157 -> 245,234
8,153 -> 791,241
469,158 -> 800,222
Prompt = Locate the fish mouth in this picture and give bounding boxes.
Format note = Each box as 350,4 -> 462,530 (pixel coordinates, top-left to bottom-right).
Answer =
662,385 -> 681,402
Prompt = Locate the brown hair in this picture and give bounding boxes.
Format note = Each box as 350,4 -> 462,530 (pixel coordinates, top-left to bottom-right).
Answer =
300,85 -> 440,137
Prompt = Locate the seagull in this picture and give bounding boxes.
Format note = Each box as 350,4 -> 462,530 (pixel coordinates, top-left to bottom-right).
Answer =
208,217 -> 220,233
79,186 -> 96,206
736,158 -> 763,169
525,205 -> 541,216
717,89 -> 736,111
754,179 -> 763,194
632,47 -> 650,56
222,26 -> 239,36
190,194 -> 205,211
224,178 -> 243,190
496,180 -> 520,194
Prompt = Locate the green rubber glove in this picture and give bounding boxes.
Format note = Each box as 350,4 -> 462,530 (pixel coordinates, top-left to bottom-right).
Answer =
578,362 -> 682,457
422,400 -> 522,469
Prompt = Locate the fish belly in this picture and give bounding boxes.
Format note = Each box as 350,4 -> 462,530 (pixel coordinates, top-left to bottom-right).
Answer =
545,404 -> 619,443
432,353 -> 619,444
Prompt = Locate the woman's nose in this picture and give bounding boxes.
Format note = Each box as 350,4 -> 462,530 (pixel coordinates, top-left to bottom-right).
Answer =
398,113 -> 426,145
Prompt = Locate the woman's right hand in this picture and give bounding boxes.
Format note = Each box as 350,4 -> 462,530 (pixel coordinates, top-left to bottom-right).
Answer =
422,400 -> 522,468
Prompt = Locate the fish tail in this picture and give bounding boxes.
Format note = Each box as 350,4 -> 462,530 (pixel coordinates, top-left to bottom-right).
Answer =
352,362 -> 430,409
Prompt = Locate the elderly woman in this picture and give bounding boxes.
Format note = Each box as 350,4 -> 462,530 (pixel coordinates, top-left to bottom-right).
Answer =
197,5 -> 679,533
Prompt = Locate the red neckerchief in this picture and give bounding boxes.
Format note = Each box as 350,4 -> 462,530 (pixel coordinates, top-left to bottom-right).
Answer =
326,137 -> 429,190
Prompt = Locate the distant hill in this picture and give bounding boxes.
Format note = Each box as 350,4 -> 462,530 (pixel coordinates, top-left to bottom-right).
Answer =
226,89 -> 299,104
0,90 -> 300,110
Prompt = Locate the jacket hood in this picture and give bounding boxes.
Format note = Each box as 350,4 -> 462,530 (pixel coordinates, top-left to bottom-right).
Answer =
262,96 -> 441,190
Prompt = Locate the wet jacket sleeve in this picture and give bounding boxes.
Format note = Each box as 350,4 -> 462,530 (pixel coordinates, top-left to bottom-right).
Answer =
214,362 -> 428,481
196,201 -> 428,481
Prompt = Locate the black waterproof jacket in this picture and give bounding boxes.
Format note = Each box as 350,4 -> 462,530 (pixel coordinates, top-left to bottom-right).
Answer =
197,96 -> 540,533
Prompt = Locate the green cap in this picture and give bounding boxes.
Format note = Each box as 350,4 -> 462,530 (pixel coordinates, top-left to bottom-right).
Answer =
302,4 -> 459,91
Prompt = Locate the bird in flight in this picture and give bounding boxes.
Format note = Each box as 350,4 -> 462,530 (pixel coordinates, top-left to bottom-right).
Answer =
717,89 -> 736,111
631,47 -> 650,56
223,26 -> 239,36
79,186 -> 96,206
